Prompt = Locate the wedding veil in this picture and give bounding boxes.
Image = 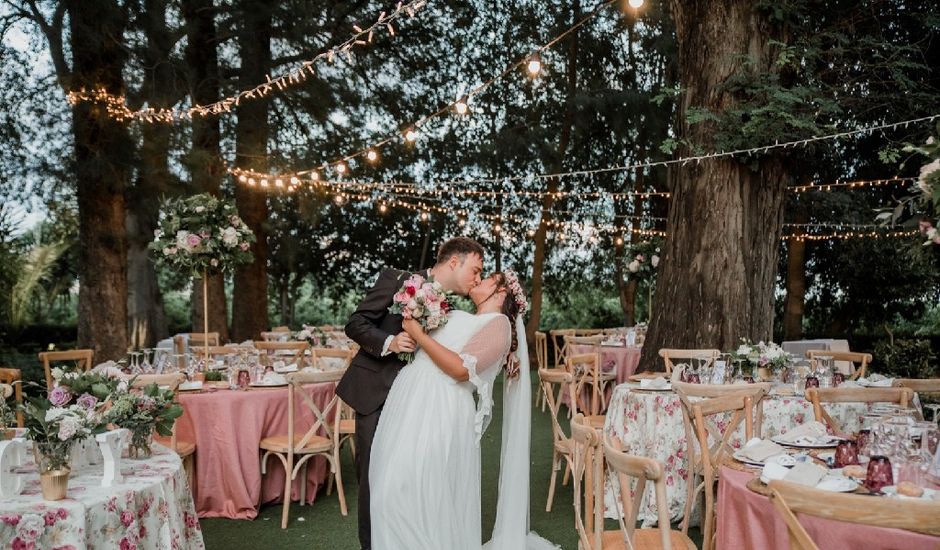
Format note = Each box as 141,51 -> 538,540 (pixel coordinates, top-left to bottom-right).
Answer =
483,315 -> 560,550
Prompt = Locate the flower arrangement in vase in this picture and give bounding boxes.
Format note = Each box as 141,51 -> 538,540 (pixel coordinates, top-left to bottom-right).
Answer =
295,324 -> 329,347
730,339 -> 789,380
105,383 -> 183,459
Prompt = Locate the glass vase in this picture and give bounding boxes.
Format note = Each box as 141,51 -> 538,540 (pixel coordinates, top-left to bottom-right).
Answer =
128,428 -> 154,459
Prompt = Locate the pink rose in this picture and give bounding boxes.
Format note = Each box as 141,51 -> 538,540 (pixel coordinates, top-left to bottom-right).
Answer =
120,510 -> 134,527
239,242 -> 250,251
186,234 -> 202,248
11,538 -> 34,550
1,514 -> 21,526
43,511 -> 57,526
119,538 -> 136,550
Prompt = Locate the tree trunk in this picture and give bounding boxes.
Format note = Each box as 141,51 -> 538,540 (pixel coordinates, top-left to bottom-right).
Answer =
127,0 -> 176,349
184,0 -> 229,342
639,0 -> 789,371
231,0 -> 272,341
526,0 -> 580,342
68,0 -> 131,361
783,208 -> 808,339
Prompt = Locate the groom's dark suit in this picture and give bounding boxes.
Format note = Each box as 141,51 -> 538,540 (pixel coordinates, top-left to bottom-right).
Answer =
337,267 -> 421,550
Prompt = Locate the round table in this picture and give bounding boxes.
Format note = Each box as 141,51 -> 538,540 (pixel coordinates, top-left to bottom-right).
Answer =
0,443 -> 204,549
716,466 -> 940,549
175,382 -> 337,519
602,383 -> 877,524
564,345 -> 642,408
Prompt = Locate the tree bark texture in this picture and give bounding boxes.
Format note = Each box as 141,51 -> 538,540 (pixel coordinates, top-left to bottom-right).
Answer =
783,207 -> 809,339
184,0 -> 229,341
231,0 -> 272,341
639,0 -> 789,371
68,0 -> 132,361
526,0 -> 580,342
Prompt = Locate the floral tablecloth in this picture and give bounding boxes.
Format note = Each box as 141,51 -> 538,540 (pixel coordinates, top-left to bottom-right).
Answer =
602,383 -> 877,525
0,443 -> 203,550
563,345 -> 642,409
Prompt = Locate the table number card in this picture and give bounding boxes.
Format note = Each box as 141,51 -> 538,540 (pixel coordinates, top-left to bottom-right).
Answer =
96,429 -> 129,487
711,360 -> 727,385
0,439 -> 25,497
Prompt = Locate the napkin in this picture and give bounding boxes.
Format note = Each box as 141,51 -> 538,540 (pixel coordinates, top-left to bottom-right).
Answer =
760,461 -> 790,484
274,362 -> 298,373
640,377 -> 670,389
775,421 -> 828,444
741,438 -> 786,462
260,372 -> 287,385
783,462 -> 827,487
179,380 -> 203,391
857,375 -> 894,387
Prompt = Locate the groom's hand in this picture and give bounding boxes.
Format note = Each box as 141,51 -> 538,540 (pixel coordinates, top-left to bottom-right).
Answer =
388,331 -> 417,354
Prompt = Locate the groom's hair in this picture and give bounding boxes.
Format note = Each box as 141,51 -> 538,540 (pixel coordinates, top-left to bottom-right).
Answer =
435,237 -> 484,265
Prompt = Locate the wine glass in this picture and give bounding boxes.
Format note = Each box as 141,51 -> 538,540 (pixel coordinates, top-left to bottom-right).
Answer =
140,348 -> 153,373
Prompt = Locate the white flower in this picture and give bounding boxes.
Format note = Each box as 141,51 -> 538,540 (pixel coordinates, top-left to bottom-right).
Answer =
651,255 -> 660,267
51,367 -> 64,381
736,344 -> 751,356
45,407 -> 69,422
176,230 -> 192,250
221,226 -> 239,247
628,260 -> 640,273
195,206 -> 205,213
918,159 -> 939,194
163,247 -> 174,256
154,229 -> 163,238
57,415 -> 81,441
15,513 -> 44,541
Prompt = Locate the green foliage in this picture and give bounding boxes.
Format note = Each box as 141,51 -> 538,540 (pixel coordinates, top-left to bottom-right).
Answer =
872,339 -> 938,379
106,382 -> 183,438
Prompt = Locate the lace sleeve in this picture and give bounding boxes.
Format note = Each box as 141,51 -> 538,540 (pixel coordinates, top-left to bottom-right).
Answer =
458,315 -> 512,443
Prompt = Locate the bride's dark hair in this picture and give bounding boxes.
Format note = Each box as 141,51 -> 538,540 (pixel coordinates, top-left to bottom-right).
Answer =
491,271 -> 524,362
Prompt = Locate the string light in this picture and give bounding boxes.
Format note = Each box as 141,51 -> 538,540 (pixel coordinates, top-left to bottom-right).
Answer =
335,162 -> 347,175
789,176 -> 915,193
627,0 -> 644,8
526,55 -> 542,77
454,99 -> 469,115
379,203 -> 388,213
366,149 -> 379,163
66,0 -> 429,123
404,128 -> 419,142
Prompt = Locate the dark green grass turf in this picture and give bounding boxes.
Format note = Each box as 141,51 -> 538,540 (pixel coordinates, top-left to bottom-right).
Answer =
199,376 -> 702,549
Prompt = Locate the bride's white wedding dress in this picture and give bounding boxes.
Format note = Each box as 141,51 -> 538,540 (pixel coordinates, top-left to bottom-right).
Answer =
370,310 -> 559,550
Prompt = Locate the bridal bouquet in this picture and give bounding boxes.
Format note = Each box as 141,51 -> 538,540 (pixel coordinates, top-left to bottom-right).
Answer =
388,274 -> 454,362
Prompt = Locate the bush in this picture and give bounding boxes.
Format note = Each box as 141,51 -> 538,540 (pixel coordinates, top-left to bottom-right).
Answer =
872,339 -> 939,379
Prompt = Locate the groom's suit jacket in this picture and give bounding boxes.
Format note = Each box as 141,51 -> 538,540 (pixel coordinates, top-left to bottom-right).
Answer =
337,268 -> 425,416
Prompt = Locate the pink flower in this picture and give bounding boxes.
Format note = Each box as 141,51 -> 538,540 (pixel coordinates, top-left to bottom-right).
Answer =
186,234 -> 202,248
120,510 -> 135,527
76,393 -> 97,411
43,511 -> 57,526
137,396 -> 156,412
239,242 -> 250,251
184,512 -> 199,528
119,538 -> 137,550
1,514 -> 21,526
11,538 -> 34,550
49,386 -> 71,406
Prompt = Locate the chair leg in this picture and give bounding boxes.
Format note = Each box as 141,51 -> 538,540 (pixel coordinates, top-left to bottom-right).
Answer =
334,454 -> 348,516
562,461 -> 571,486
281,455 -> 293,529
300,461 -> 308,505
703,480 -> 715,550
680,469 -> 696,534
546,450 -> 559,512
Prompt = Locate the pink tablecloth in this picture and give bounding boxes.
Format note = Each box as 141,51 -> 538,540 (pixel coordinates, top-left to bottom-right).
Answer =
563,345 -> 642,409
716,466 -> 940,550
176,383 -> 336,519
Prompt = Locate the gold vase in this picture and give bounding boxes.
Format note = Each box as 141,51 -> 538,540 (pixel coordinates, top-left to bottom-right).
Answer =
39,468 -> 70,501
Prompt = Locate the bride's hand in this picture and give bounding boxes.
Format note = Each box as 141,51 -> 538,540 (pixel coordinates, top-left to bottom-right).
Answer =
402,318 -> 424,340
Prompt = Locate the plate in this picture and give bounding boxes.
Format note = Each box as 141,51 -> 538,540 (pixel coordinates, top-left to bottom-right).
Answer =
815,475 -> 859,493
733,451 -> 796,468
882,485 -> 940,500
249,381 -> 288,388
770,435 -> 840,449
635,384 -> 672,392
178,381 -> 203,391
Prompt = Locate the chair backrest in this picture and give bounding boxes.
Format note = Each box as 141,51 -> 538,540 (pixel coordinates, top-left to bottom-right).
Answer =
805,387 -> 915,436
603,434 -> 675,549
538,368 -> 575,448
39,349 -> 95,390
567,335 -> 605,346
768,479 -> 940,550
272,326 -> 290,332
574,328 -> 606,337
534,331 -> 548,370
549,329 -> 576,368
285,369 -> 345,454
0,368 -> 24,428
254,341 -> 309,367
570,414 -> 604,550
893,378 -> 940,394
130,373 -> 185,391
202,345 -> 242,357
310,347 -> 354,371
659,348 -> 720,375
806,350 -> 871,380
565,352 -> 604,416
260,331 -> 292,342
173,332 -> 221,356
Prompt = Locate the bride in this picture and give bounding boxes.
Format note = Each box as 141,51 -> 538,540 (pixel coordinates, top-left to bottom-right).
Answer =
369,270 -> 557,550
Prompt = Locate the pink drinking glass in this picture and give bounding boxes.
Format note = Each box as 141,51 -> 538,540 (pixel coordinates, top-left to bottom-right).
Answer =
832,372 -> 845,387
834,440 -> 860,468
865,455 -> 893,492
804,375 -> 820,389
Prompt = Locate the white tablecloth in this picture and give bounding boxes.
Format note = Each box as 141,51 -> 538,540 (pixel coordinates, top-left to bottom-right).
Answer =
0,443 -> 204,549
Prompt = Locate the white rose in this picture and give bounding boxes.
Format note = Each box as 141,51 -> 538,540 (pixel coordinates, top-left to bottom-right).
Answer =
195,206 -> 205,213
45,407 -> 69,422
736,345 -> 751,356
222,226 -> 239,247
51,367 -> 64,381
154,229 -> 163,238
58,415 -> 81,441
919,159 -> 939,194
628,260 -> 640,273
176,230 -> 191,250
651,255 -> 660,267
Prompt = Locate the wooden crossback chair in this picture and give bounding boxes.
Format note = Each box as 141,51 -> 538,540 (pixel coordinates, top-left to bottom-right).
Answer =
129,373 -> 195,489
768,479 -> 940,549
549,329 -> 576,369
566,352 -> 616,423
603,434 -> 698,549
805,350 -> 871,380
309,347 -> 357,501
534,331 -> 550,411
893,378 -> 940,394
260,331 -> 292,342
261,369 -> 347,527
174,332 -> 221,355
805,387 -> 915,438
539,367 -> 576,512
39,349 -> 94,391
674,382 -> 765,550
658,349 -> 720,376
570,414 -> 605,550
254,341 -> 309,369
0,368 -> 24,427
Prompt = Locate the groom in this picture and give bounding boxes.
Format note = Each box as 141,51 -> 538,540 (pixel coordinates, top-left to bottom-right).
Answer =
338,236 -> 485,550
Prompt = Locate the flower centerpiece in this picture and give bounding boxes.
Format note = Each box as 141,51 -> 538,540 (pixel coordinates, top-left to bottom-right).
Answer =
51,362 -> 126,401
388,274 -> 454,362
295,324 -> 329,347
19,390 -> 104,500
105,383 -> 183,459
150,193 -> 256,360
730,339 -> 789,380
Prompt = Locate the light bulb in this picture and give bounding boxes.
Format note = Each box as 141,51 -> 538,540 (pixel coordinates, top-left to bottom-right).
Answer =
366,149 -> 378,162
336,163 -> 347,174
527,58 -> 541,76
290,176 -> 300,185
379,203 -> 387,213
628,0 -> 644,8
458,218 -> 466,227
527,229 -> 535,238
260,178 -> 269,187
238,174 -> 247,183
615,237 -> 624,246
310,171 -> 319,181
420,211 -> 429,221
275,178 -> 284,188
334,194 -> 344,204
493,224 -> 502,234
454,100 -> 468,115
247,178 -> 256,186
405,129 -> 418,142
